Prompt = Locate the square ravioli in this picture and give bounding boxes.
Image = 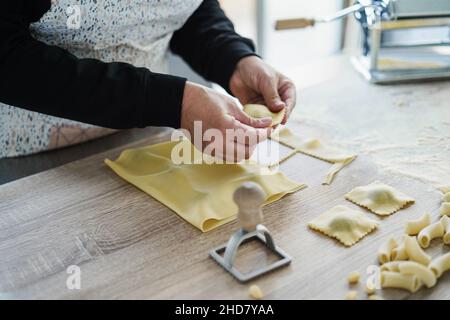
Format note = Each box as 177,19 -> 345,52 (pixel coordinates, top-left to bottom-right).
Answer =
308,205 -> 378,247
345,181 -> 415,216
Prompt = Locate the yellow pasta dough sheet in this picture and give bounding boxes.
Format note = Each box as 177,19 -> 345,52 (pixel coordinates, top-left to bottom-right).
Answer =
345,181 -> 415,216
270,128 -> 357,184
243,104 -> 285,127
308,205 -> 378,247
105,139 -> 305,232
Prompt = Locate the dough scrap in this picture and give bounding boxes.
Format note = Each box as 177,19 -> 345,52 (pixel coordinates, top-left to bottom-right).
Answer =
271,128 -> 357,184
308,205 -> 378,247
105,139 -> 305,232
440,202 -> 450,216
243,104 -> 285,127
345,181 -> 415,216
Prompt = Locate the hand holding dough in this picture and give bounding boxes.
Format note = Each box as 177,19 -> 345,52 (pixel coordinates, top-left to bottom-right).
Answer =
243,104 -> 285,127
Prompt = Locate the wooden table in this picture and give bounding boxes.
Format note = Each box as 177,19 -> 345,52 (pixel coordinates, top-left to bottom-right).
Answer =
1,56 -> 449,299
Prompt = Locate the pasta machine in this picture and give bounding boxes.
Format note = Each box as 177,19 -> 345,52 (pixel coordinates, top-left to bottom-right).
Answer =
209,182 -> 291,282
275,0 -> 450,83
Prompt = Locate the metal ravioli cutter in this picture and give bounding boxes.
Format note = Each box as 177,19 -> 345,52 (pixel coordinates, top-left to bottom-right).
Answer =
209,182 -> 292,282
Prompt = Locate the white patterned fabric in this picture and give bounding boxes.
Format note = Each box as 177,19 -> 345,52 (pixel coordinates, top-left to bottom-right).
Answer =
0,0 -> 202,158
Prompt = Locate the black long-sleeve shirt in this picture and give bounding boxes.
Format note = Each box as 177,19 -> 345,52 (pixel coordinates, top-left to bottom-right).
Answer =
0,0 -> 256,129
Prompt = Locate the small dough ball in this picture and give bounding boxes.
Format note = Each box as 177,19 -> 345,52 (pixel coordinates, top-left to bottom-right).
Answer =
366,284 -> 376,295
368,294 -> 383,300
243,104 -> 285,127
347,271 -> 360,284
249,285 -> 264,299
345,290 -> 358,300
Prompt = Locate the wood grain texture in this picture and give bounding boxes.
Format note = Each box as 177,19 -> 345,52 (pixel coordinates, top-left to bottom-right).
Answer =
1,58 -> 449,300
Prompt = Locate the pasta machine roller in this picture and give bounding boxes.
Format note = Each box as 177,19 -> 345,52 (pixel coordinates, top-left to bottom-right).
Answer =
275,0 -> 450,83
209,182 -> 291,282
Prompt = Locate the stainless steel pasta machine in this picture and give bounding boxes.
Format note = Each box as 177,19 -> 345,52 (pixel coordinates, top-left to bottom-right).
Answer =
275,0 -> 450,83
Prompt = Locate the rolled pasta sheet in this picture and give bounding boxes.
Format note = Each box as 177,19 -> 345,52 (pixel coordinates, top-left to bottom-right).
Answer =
417,221 -> 444,248
380,271 -> 421,293
404,236 -> 431,266
429,253 -> 450,278
441,215 -> 450,245
378,237 -> 397,264
405,213 -> 431,236
398,261 -> 437,288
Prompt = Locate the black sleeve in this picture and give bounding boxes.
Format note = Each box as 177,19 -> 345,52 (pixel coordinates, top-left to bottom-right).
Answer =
170,0 -> 258,93
0,1 -> 187,129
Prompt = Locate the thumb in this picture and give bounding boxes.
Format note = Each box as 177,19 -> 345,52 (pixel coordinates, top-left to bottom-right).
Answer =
261,77 -> 285,112
233,106 -> 272,128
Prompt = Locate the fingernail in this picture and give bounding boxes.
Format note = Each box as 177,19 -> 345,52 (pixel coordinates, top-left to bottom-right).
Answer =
261,117 -> 272,125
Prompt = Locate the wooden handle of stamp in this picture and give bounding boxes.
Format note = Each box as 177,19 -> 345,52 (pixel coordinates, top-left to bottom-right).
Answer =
233,182 -> 266,231
275,18 -> 315,30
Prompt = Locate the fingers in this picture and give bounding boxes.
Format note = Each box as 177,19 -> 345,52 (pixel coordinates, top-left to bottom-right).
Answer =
230,117 -> 272,145
279,78 -> 296,124
210,116 -> 271,162
260,76 -> 286,112
232,105 -> 272,128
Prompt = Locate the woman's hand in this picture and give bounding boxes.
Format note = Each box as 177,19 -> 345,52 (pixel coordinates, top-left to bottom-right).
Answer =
181,81 -> 272,162
229,56 -> 296,125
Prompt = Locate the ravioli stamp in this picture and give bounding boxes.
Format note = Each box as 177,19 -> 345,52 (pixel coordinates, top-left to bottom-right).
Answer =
308,205 -> 378,247
345,181 -> 415,216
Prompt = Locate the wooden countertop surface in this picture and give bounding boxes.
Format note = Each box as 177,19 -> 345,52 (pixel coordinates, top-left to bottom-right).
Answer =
1,56 -> 449,299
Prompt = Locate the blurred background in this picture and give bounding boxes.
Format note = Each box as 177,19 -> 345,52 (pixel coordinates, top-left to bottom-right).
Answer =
170,0 -> 348,86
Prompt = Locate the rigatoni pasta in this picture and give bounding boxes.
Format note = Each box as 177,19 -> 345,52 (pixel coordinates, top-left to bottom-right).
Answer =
440,202 -> 450,217
378,237 -> 397,264
380,261 -> 401,272
398,261 -> 437,288
391,236 -> 409,261
429,253 -> 450,278
404,236 -> 431,266
380,271 -> 421,293
417,221 -> 444,248
439,186 -> 450,194
443,192 -> 450,202
405,213 -> 431,236
441,215 -> 450,244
